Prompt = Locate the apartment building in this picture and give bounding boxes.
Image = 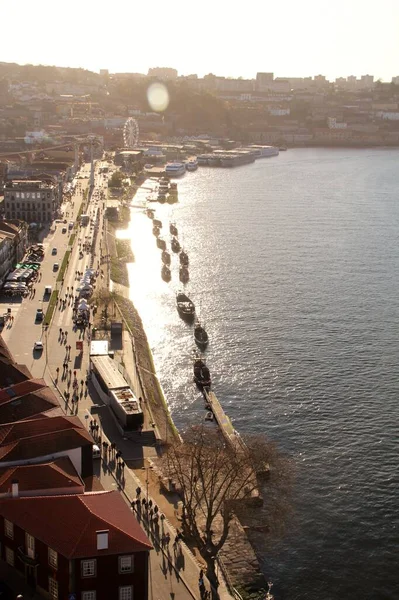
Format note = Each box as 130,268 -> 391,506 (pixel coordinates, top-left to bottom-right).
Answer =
3,180 -> 59,223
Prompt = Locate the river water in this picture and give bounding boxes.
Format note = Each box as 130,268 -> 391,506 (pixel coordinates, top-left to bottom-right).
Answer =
122,148 -> 399,600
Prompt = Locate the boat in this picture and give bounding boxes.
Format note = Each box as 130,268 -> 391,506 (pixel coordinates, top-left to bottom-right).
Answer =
157,193 -> 166,203
156,237 -> 166,250
167,194 -> 178,204
179,250 -> 189,266
161,265 -> 171,282
153,218 -> 162,228
205,411 -> 214,422
170,222 -> 178,236
248,144 -> 280,157
170,182 -> 178,191
197,154 -> 212,166
160,177 -> 169,186
186,157 -> 198,171
208,155 -> 221,167
146,208 -> 155,219
161,250 -> 171,265
176,292 -> 195,321
220,151 -> 256,168
152,226 -> 160,237
193,358 -> 211,389
165,162 -> 186,177
194,320 -> 209,349
279,146 -> 287,151
171,237 -> 181,253
179,266 -> 189,283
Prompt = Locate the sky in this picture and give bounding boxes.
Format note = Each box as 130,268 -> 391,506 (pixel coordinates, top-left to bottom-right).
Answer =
2,0 -> 399,82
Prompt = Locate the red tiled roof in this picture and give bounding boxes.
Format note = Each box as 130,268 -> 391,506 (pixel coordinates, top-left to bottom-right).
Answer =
0,336 -> 31,388
0,491 -> 152,558
0,378 -> 60,425
0,457 -> 83,494
0,416 -> 93,462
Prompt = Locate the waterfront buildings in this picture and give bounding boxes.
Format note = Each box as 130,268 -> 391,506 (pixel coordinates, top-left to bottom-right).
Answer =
0,337 -> 152,600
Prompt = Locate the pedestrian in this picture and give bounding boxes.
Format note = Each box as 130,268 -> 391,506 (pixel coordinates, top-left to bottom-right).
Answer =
136,486 -> 141,497
148,499 -> 153,509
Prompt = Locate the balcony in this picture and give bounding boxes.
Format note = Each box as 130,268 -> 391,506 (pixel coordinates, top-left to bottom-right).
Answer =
17,546 -> 39,567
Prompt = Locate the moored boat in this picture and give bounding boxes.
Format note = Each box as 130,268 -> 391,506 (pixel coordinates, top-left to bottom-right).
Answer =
179,250 -> 189,266
161,264 -> 171,282
179,265 -> 189,283
171,237 -> 181,253
161,250 -> 171,265
170,222 -> 178,236
146,208 -> 155,219
176,292 -> 195,321
152,226 -> 160,237
153,218 -> 162,228
193,358 -> 211,389
194,320 -> 209,350
165,162 -> 186,177
186,157 -> 198,171
156,237 -> 166,250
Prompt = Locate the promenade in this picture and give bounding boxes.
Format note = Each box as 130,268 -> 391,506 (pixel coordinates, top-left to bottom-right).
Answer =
1,160 -> 234,600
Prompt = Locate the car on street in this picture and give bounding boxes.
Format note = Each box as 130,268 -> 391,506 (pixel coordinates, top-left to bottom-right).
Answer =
33,341 -> 44,351
53,263 -> 59,271
36,308 -> 44,321
62,227 -> 67,233
52,247 -> 57,255
92,444 -> 101,459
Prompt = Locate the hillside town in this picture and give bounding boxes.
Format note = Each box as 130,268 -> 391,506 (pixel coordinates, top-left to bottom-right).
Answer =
0,61 -> 398,600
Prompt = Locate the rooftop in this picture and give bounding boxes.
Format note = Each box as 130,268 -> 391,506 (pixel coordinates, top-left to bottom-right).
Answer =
0,490 -> 152,558
0,457 -> 83,495
91,355 -> 129,391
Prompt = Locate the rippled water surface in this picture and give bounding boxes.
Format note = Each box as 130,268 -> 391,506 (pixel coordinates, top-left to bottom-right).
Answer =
124,148 -> 399,599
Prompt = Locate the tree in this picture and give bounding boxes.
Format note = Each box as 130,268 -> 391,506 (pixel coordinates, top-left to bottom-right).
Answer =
162,426 -> 292,599
108,170 -> 124,188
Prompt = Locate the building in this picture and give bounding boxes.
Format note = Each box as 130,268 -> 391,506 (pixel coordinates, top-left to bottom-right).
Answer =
0,338 -> 31,388
0,415 -> 94,478
0,490 -> 152,600
0,377 -> 62,424
148,67 -> 178,80
0,221 -> 28,287
3,180 -> 59,223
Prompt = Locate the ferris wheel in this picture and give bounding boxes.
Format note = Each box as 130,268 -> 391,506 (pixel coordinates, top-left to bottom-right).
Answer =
123,117 -> 139,148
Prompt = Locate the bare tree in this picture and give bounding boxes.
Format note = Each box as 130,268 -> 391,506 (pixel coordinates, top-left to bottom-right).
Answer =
162,426 -> 293,599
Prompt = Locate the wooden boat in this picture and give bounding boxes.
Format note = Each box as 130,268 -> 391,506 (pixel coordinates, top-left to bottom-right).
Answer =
167,194 -> 178,204
193,358 -> 211,389
176,292 -> 195,321
170,223 -> 178,236
152,226 -> 160,237
161,250 -> 171,265
153,219 -> 162,228
179,250 -> 189,266
171,237 -> 181,253
179,266 -> 189,283
161,265 -> 171,282
194,321 -> 209,349
156,237 -> 166,250
158,193 -> 166,204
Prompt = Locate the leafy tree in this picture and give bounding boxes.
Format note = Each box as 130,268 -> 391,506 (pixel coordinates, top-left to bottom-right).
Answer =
162,426 -> 292,599
108,170 -> 124,188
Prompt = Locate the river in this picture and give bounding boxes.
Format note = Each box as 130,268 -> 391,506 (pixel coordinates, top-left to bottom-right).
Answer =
121,148 -> 399,600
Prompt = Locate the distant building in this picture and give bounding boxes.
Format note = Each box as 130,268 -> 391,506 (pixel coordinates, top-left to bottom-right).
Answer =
392,76 -> 399,85
148,67 -> 178,80
3,180 -> 59,223
99,69 -> 109,77
256,72 -> 274,90
360,74 -> 374,89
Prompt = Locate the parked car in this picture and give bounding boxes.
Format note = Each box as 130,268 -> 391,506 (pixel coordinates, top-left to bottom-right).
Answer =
92,444 -> 101,459
53,263 -> 59,271
33,341 -> 43,351
36,308 -> 44,321
62,227 -> 67,233
52,247 -> 57,255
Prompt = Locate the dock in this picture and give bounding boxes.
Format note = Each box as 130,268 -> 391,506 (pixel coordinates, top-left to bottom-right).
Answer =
204,389 -> 246,452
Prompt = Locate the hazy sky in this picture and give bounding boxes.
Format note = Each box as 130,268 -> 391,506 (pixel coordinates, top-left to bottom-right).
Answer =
3,0 -> 399,81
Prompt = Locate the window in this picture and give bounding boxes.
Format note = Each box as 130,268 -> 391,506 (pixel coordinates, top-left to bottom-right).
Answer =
5,547 -> 14,566
4,519 -> 13,539
119,555 -> 133,574
48,576 -> 58,599
119,586 -> 133,600
82,592 -> 96,600
48,547 -> 58,568
81,559 -> 96,577
26,533 -> 35,558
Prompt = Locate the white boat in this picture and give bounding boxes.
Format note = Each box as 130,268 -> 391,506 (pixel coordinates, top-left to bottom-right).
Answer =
248,145 -> 280,158
186,157 -> 198,171
165,162 -> 186,177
